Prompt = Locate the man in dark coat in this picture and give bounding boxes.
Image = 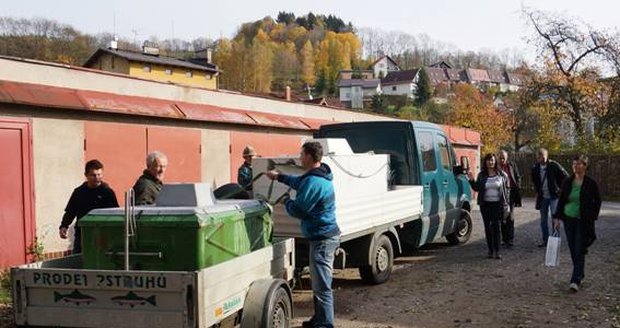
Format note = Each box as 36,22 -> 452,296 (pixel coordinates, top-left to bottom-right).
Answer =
133,151 -> 167,205
237,145 -> 257,191
499,150 -> 521,247
531,148 -> 568,247
59,159 -> 119,253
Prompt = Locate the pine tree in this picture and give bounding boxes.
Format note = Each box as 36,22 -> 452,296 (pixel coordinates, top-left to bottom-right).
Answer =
415,68 -> 432,106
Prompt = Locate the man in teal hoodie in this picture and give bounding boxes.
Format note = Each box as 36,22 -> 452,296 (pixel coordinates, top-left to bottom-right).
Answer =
267,141 -> 340,328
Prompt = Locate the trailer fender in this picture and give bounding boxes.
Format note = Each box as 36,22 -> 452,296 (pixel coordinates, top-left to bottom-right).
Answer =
240,278 -> 293,328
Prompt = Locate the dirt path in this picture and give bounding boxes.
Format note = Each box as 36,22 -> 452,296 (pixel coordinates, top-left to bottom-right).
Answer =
291,198 -> 620,328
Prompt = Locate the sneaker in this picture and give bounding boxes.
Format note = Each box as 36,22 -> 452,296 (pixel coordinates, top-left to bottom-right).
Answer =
494,253 -> 502,260
537,242 -> 547,248
302,319 -> 314,328
569,283 -> 579,292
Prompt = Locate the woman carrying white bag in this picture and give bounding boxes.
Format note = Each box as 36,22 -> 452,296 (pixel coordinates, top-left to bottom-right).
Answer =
552,154 -> 601,292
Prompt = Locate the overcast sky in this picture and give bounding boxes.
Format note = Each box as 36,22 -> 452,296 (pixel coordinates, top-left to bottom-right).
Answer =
3,0 -> 619,56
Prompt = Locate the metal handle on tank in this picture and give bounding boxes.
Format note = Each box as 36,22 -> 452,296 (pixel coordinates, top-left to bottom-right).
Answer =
124,189 -> 136,271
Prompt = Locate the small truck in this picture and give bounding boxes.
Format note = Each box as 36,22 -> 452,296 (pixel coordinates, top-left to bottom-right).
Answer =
253,120 -> 473,285
12,184 -> 296,328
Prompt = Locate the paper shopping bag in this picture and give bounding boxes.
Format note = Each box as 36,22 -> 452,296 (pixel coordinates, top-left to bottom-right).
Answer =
545,232 -> 561,267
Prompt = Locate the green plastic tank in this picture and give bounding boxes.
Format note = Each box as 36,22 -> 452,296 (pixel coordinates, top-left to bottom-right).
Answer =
79,184 -> 273,271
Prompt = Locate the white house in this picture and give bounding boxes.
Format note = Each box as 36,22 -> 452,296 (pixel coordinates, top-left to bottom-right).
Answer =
372,56 -> 400,79
380,69 -> 420,98
338,79 -> 382,109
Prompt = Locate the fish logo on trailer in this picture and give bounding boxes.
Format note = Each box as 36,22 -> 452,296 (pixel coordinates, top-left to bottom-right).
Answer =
111,291 -> 157,308
53,290 -> 96,305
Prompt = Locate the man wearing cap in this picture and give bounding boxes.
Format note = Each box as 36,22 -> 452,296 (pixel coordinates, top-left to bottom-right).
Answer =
238,145 -> 257,191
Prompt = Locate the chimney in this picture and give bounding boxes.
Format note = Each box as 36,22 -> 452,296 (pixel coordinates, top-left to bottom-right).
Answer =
285,86 -> 291,101
109,36 -> 118,50
207,48 -> 213,64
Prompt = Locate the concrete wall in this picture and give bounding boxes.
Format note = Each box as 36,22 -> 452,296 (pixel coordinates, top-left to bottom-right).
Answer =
382,83 -> 413,97
32,118 -> 84,252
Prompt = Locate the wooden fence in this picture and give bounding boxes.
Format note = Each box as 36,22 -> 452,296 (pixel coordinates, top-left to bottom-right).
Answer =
511,153 -> 620,200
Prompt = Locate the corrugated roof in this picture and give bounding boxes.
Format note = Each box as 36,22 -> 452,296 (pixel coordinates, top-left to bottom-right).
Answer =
381,69 -> 419,85
83,48 -> 219,73
0,80 -> 333,131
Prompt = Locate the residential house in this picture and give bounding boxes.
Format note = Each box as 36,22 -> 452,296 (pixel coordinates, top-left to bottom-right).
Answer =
372,55 -> 401,79
505,72 -> 524,91
83,43 -> 219,89
487,70 -> 512,92
381,69 -> 420,98
338,79 -> 382,109
338,70 -> 374,80
465,68 -> 492,89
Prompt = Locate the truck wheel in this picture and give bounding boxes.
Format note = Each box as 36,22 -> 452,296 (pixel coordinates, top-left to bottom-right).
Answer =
359,234 -> 393,285
446,210 -> 473,245
267,286 -> 292,328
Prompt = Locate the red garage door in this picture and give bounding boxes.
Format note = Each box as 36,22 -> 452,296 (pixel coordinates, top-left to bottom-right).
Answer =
85,122 -> 146,204
147,126 -> 201,183
0,119 -> 34,268
85,122 -> 202,203
230,131 -> 306,183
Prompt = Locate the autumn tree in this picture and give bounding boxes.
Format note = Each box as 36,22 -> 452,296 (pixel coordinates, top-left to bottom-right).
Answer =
449,84 -> 512,153
300,40 -> 316,86
524,8 -> 614,139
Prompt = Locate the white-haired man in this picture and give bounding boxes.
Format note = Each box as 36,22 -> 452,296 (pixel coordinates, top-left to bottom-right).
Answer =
133,151 -> 168,205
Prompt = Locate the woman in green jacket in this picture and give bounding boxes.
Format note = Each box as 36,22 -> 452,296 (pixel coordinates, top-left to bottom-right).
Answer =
553,154 -> 601,292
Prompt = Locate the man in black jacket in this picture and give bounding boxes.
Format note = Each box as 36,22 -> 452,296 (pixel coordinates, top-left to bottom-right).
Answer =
133,151 -> 168,205
59,159 -> 119,253
499,150 -> 521,247
531,148 -> 568,247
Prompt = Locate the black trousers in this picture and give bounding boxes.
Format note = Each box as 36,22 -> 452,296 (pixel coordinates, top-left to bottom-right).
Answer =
501,202 -> 515,244
480,202 -> 502,254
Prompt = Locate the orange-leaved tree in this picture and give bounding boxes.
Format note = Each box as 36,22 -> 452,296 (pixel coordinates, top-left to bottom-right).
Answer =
449,84 -> 513,154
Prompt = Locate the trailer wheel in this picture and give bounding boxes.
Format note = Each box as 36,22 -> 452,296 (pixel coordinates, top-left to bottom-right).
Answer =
240,279 -> 292,328
267,286 -> 292,328
359,234 -> 393,285
446,210 -> 473,245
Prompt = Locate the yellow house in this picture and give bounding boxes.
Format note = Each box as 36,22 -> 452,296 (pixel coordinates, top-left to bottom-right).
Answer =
83,47 -> 219,89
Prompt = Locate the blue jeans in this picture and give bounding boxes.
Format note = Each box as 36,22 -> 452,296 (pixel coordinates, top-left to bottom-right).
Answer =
540,197 -> 559,243
564,218 -> 586,284
308,235 -> 340,328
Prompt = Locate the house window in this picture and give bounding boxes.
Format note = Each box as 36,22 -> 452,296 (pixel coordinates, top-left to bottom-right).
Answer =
165,68 -> 173,75
186,71 -> 193,78
345,92 -> 350,98
143,64 -> 151,72
392,86 -> 397,91
205,74 -> 212,80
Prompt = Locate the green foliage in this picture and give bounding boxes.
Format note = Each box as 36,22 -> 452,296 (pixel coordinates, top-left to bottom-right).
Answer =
415,69 -> 433,106
27,237 -> 45,262
0,269 -> 10,304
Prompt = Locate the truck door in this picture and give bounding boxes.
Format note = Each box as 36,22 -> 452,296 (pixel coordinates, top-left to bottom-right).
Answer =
416,130 -> 442,243
436,133 -> 459,235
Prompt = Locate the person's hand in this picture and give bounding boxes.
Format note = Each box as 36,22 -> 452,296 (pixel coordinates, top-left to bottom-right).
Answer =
552,218 -> 561,231
266,170 -> 279,180
466,170 -> 475,180
59,227 -> 68,239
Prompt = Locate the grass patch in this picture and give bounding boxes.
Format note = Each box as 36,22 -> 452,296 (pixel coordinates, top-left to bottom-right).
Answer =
0,270 -> 11,304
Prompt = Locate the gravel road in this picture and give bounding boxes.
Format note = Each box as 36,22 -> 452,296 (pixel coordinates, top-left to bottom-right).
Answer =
291,198 -> 620,328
